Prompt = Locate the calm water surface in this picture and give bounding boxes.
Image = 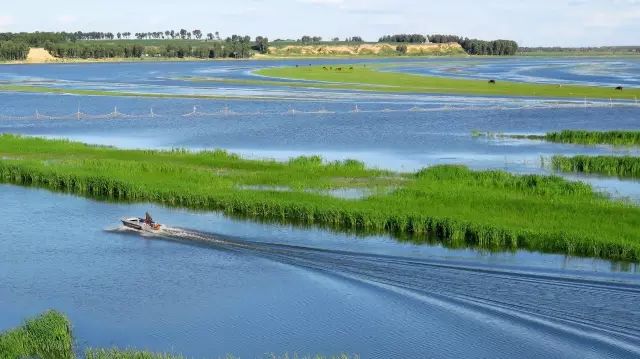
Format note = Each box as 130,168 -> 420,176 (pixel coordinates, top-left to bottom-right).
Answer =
1,185 -> 639,358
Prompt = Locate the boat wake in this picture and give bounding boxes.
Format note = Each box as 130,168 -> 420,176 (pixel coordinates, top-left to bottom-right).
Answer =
107,225 -> 640,357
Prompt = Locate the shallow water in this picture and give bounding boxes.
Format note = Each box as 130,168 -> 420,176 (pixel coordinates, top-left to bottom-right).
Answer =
384,57 -> 640,87
1,185 -> 639,358
2,59 -> 640,357
2,91 -> 639,201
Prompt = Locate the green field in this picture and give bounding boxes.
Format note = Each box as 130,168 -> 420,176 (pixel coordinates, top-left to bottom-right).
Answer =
255,65 -> 640,100
1,135 -> 639,260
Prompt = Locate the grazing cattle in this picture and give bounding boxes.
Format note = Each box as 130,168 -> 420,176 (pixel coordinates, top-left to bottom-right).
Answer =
322,66 -> 328,70
349,66 -> 353,70
336,67 -> 342,71
295,64 -> 299,68
488,79 -> 496,84
616,86 -> 624,91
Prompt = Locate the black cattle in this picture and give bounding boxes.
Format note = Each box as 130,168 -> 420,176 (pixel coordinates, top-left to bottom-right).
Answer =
616,86 -> 624,91
488,79 -> 496,84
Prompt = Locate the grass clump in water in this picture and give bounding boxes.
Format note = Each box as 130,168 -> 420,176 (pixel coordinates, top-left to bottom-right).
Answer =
473,129 -> 640,146
1,134 -> 640,261
0,310 -> 74,359
545,130 -> 640,146
552,155 -> 640,178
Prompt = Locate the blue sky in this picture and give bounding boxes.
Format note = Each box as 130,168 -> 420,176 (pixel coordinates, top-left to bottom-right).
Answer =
1,0 -> 639,46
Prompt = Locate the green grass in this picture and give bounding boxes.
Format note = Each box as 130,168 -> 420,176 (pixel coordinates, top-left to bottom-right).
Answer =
1,134 -> 640,260
255,65 -> 640,100
545,130 -> 640,146
0,311 -> 74,359
473,130 -> 640,146
552,155 -> 640,178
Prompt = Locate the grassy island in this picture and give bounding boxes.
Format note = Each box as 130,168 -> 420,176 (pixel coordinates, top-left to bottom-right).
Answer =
1,135 -> 639,260
255,65 -> 640,100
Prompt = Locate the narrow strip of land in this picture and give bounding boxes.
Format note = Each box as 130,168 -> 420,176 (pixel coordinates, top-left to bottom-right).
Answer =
255,65 -> 640,100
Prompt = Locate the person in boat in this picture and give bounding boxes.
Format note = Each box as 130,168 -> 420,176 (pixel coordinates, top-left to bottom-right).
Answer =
144,212 -> 153,225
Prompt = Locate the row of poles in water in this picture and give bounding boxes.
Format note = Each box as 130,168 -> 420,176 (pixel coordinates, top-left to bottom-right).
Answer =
0,100 -> 639,121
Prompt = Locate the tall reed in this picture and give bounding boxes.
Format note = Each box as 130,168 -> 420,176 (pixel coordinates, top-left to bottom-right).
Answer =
545,130 -> 640,146
0,311 -> 74,359
552,155 -> 640,178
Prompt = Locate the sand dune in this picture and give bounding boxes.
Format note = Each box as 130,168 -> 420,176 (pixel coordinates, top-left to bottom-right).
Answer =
268,42 -> 465,56
26,48 -> 57,63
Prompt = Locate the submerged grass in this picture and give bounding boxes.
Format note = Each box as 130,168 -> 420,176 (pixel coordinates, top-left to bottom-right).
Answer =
552,155 -> 640,178
255,65 -> 640,100
473,130 -> 640,146
1,134 -> 640,261
0,311 -> 74,359
0,84 -> 279,101
85,350 -> 354,359
85,349 -> 186,359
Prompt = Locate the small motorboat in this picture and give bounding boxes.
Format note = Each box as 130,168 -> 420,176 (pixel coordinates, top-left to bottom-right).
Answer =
121,212 -> 163,233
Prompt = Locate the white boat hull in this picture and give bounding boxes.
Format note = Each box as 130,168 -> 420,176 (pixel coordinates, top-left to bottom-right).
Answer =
121,217 -> 163,233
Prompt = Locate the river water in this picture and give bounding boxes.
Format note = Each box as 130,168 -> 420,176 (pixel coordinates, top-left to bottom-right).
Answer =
1,58 -> 640,358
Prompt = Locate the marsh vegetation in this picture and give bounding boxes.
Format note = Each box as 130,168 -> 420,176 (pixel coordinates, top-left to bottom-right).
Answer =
1,135 -> 639,260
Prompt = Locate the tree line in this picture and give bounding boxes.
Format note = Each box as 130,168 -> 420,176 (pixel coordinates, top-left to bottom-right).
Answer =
378,33 -> 518,55
426,34 -> 518,55
43,35 -> 268,59
0,41 -> 30,60
378,34 -> 427,43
